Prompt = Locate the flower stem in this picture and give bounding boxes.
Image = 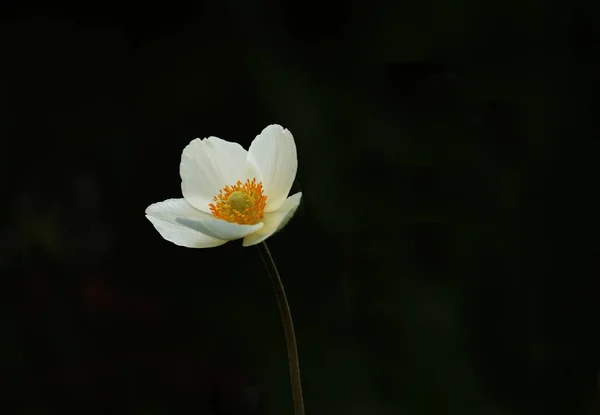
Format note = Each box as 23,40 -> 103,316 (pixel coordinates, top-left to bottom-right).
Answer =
257,242 -> 305,415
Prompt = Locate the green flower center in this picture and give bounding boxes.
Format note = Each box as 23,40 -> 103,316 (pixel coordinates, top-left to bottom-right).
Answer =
227,190 -> 254,213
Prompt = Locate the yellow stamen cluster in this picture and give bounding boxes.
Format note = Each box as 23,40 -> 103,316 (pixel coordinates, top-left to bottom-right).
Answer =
209,178 -> 267,225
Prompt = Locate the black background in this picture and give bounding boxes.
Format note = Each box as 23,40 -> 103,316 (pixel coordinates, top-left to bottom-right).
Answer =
1,1 -> 599,414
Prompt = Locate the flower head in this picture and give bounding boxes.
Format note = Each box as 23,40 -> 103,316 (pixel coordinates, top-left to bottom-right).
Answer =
145,124 -> 301,248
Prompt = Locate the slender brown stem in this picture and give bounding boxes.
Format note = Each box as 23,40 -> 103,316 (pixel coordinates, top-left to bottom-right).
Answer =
257,242 -> 305,415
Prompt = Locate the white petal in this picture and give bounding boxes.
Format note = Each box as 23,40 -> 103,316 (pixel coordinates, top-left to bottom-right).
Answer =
242,193 -> 302,247
145,198 -> 227,248
176,216 -> 263,241
180,136 -> 249,213
246,125 -> 298,212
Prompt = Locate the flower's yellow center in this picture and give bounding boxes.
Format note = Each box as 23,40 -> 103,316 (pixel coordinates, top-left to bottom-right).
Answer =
209,178 -> 267,225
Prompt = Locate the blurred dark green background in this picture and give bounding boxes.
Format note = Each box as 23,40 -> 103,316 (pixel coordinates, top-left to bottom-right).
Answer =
1,1 -> 599,414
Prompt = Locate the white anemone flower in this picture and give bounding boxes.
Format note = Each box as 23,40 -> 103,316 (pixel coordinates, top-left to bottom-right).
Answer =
145,124 -> 302,248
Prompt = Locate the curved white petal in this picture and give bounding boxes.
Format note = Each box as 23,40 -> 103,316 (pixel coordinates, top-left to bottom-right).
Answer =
180,136 -> 249,213
246,125 -> 297,212
242,192 -> 302,247
145,198 -> 227,248
176,216 -> 263,241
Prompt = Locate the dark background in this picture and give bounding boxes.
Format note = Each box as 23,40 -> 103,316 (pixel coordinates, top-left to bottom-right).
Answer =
1,1 -> 599,414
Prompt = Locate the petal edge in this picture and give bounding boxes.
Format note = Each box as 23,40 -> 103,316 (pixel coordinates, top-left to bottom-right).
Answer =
145,198 -> 227,248
176,216 -> 263,241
